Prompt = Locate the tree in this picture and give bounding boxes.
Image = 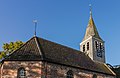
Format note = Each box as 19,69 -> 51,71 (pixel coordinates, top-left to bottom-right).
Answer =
2,41 -> 24,56
0,51 -> 6,59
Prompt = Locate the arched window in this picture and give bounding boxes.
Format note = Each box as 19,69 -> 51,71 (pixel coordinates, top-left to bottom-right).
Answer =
87,42 -> 89,50
83,45 -> 85,52
100,43 -> 102,50
95,41 -> 98,51
92,74 -> 97,78
100,43 -> 104,52
17,67 -> 26,78
66,70 -> 74,78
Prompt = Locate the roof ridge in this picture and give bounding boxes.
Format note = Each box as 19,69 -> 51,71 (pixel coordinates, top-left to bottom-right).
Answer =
37,37 -> 82,53
34,36 -> 44,60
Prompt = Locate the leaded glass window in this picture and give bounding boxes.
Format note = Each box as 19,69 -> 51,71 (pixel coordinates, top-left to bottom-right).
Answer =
17,67 -> 26,78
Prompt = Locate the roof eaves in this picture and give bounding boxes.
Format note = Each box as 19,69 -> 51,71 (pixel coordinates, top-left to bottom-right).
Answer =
104,63 -> 116,76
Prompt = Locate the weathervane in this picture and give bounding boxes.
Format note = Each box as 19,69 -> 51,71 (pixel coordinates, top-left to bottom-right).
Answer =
89,4 -> 92,15
89,0 -> 93,15
33,20 -> 37,36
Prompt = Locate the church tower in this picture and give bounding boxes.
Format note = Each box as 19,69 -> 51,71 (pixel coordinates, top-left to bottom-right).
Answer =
80,7 -> 105,63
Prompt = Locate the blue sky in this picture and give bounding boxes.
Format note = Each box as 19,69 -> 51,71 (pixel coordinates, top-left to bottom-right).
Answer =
0,0 -> 120,65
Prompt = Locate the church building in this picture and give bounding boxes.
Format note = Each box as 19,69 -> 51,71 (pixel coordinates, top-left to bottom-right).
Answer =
0,8 -> 116,78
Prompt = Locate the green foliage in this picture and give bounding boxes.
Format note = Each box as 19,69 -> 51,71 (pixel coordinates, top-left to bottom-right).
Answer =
0,41 -> 24,59
3,41 -> 24,53
0,51 -> 6,59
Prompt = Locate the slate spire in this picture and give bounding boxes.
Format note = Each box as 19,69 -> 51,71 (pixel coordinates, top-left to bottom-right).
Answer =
82,6 -> 102,41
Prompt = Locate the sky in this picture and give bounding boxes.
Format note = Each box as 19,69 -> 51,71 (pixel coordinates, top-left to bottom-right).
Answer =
0,0 -> 120,65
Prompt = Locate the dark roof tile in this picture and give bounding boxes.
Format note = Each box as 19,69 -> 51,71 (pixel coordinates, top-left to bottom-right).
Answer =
4,37 -> 42,60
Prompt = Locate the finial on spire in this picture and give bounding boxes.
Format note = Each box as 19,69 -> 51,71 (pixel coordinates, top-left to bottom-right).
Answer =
33,20 -> 37,36
89,4 -> 92,15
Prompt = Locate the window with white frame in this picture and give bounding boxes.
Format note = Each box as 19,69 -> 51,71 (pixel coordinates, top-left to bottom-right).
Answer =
17,67 -> 26,78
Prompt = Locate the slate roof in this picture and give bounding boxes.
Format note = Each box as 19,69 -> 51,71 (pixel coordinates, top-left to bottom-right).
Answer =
83,13 -> 103,41
3,36 -> 115,76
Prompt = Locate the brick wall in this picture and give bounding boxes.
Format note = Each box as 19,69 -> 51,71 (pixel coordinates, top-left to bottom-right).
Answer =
1,61 -> 42,78
0,61 -> 115,78
42,62 -> 115,78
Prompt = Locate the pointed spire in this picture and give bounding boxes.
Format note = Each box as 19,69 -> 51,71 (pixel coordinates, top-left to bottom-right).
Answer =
89,4 -> 94,23
82,4 -> 102,41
